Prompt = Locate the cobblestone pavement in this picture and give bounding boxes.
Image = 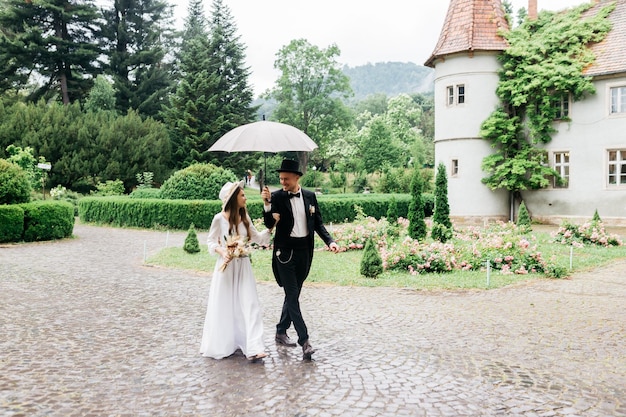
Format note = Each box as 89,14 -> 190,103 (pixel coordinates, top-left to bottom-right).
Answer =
1,224 -> 625,417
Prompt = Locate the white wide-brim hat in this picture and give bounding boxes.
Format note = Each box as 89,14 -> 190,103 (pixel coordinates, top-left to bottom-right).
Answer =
219,180 -> 245,208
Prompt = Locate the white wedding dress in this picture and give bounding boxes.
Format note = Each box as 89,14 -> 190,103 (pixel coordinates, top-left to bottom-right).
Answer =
200,213 -> 271,359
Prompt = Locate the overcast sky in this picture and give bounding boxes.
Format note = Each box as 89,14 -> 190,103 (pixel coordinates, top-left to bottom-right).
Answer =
173,0 -> 585,97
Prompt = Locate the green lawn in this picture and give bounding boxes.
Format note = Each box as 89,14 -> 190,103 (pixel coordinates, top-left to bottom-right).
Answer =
146,227 -> 626,290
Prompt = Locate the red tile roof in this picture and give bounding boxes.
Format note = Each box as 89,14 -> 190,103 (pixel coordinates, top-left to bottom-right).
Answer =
584,0 -> 626,76
424,0 -> 509,67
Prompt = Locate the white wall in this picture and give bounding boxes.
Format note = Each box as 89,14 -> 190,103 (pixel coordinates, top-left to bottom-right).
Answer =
433,52 -> 509,220
525,76 -> 626,225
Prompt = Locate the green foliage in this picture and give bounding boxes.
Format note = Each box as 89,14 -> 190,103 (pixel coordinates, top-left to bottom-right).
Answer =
136,172 -> 154,189
5,145 -> 47,189
481,3 -> 615,193
430,223 -> 453,243
101,0 -> 175,118
130,188 -> 162,199
360,237 -> 383,278
377,166 -> 412,194
516,201 -> 532,232
49,185 -> 81,216
0,101 -> 172,191
94,180 -> 125,196
0,159 -> 31,204
0,204 -> 24,242
184,224 -> 201,254
84,75 -> 117,113
20,201 -> 74,242
408,168 -> 427,241
160,163 -> 237,200
352,170 -> 369,193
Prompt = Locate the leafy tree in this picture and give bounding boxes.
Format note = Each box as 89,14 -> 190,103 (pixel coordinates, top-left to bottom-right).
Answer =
481,3 -> 614,219
359,116 -> 403,172
407,168 -> 426,241
5,145 -> 47,189
267,38 -> 353,171
0,158 -> 31,204
0,0 -> 101,103
184,224 -> 201,254
360,237 -> 383,278
84,75 -> 116,113
101,0 -> 175,118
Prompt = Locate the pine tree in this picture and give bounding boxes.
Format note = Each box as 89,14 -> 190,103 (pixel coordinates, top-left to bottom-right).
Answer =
184,224 -> 201,254
162,0 -> 257,169
432,162 -> 452,242
101,0 -> 175,118
0,0 -> 100,103
408,168 -> 427,241
360,237 -> 383,278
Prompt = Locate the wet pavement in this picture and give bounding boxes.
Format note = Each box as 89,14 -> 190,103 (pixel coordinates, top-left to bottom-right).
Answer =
1,223 -> 624,417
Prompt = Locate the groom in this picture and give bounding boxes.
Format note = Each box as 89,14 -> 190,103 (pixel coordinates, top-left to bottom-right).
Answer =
261,159 -> 339,360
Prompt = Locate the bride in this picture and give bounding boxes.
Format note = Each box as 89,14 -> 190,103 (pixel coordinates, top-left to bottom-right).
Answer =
200,180 -> 272,361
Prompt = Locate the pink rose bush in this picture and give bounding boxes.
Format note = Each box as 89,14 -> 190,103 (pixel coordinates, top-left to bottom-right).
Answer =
552,221 -> 623,247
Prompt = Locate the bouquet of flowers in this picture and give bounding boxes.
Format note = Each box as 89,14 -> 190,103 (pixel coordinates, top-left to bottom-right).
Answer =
219,234 -> 251,272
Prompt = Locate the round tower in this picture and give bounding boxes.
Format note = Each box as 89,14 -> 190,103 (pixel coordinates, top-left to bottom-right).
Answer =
425,0 -> 510,224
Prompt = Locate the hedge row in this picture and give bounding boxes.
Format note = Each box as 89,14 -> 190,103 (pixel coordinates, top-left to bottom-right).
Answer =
0,201 -> 75,243
79,193 -> 434,230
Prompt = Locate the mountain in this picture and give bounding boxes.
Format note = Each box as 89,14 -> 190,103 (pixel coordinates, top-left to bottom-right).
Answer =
343,62 -> 435,101
253,61 -> 435,119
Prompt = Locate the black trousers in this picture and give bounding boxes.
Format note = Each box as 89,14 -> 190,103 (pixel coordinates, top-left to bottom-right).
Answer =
274,246 -> 311,346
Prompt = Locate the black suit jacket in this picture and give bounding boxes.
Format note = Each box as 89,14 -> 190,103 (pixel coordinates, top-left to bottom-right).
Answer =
263,188 -> 334,285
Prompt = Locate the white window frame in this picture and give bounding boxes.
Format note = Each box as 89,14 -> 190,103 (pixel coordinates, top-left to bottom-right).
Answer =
609,85 -> 626,115
451,159 -> 459,177
607,149 -> 626,187
446,83 -> 466,106
552,151 -> 569,188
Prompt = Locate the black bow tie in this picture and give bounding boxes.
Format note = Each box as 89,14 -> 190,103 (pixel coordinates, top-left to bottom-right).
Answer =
288,192 -> 300,198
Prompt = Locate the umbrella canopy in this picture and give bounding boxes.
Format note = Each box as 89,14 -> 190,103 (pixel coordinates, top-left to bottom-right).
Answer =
208,121 -> 317,153
208,120 -> 318,190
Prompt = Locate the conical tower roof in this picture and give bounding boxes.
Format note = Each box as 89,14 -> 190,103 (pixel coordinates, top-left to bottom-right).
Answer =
425,0 -> 509,67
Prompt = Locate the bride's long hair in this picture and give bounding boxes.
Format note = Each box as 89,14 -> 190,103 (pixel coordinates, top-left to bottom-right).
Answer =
224,186 -> 251,237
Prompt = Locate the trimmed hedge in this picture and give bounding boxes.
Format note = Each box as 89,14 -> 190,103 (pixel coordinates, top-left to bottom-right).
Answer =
78,193 -> 434,230
0,205 -> 24,243
0,201 -> 74,243
21,201 -> 75,242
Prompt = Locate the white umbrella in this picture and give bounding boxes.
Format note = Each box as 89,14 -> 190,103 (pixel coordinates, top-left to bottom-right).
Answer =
208,120 -> 318,188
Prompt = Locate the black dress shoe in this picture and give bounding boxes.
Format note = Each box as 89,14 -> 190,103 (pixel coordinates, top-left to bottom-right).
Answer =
275,333 -> 297,347
302,340 -> 316,360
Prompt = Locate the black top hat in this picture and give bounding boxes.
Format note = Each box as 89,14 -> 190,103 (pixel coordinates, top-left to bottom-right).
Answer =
276,159 -> 303,176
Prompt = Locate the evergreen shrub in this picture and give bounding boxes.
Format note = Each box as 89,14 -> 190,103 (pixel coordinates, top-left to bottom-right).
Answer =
184,224 -> 201,253
21,201 -> 74,242
0,205 -> 24,242
360,237 -> 383,278
160,163 -> 237,200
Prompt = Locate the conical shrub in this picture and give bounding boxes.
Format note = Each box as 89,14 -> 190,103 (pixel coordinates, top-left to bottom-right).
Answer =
360,237 -> 383,278
184,223 -> 201,254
